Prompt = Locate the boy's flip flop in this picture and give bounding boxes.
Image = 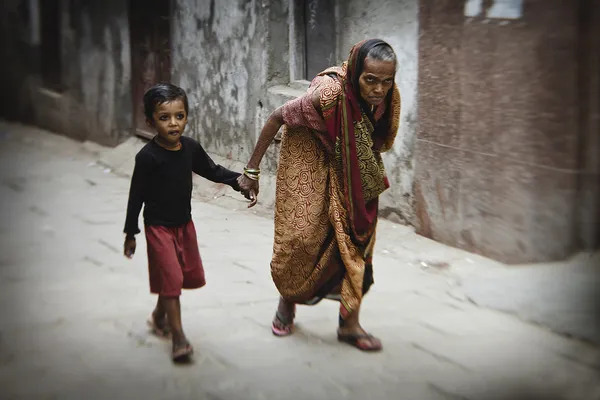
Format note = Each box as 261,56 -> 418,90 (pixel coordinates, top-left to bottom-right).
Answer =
147,316 -> 171,339
172,344 -> 194,363
337,331 -> 383,352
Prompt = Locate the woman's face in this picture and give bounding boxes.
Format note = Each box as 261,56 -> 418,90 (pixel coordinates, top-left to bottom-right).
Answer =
358,57 -> 396,106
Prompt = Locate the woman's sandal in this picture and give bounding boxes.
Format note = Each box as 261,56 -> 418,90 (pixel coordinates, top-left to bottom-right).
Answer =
337,330 -> 383,352
271,307 -> 296,337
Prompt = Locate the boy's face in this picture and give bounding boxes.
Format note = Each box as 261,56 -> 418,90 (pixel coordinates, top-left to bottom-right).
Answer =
147,99 -> 187,145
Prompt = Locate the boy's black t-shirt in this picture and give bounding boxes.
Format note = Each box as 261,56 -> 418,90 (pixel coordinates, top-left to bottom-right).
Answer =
123,136 -> 241,236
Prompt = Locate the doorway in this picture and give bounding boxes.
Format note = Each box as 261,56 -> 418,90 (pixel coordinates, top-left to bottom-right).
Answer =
129,0 -> 171,139
303,0 -> 336,79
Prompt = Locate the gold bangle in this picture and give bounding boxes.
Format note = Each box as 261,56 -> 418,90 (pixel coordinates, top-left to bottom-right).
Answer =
243,171 -> 259,181
244,167 -> 261,174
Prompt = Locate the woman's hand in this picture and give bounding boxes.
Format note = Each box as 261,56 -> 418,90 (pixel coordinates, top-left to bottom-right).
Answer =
237,174 -> 259,208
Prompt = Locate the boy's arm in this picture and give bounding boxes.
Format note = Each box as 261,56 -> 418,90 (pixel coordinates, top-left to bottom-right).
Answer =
123,153 -> 149,237
191,141 -> 241,191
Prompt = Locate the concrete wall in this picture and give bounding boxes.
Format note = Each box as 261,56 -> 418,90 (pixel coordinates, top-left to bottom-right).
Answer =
0,0 -> 132,146
577,0 -> 600,251
337,0 -> 419,224
414,0 -> 597,263
171,0 -> 273,164
68,1 -> 132,145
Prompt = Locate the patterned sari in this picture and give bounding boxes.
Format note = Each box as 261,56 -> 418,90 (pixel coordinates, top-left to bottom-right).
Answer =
271,39 -> 401,317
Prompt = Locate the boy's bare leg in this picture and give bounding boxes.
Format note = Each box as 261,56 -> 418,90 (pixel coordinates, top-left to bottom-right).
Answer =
161,296 -> 192,356
152,297 -> 169,331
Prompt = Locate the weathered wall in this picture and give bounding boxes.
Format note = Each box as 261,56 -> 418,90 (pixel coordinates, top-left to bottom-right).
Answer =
0,0 -> 37,124
68,1 -> 132,145
337,0 -> 419,224
1,0 -> 132,146
577,0 -> 600,251
414,0 -> 594,264
171,0 -> 272,164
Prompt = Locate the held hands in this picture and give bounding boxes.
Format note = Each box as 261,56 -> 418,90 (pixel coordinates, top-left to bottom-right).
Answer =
124,236 -> 136,259
237,167 -> 260,208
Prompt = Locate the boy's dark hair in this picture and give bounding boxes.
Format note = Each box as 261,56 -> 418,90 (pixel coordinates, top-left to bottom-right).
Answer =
143,82 -> 189,120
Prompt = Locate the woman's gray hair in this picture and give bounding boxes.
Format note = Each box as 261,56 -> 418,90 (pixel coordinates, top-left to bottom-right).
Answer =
366,44 -> 397,63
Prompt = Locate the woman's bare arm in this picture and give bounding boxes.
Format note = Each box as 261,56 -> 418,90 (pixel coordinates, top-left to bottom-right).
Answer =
239,88 -> 322,207
248,87 -> 321,169
246,107 -> 284,169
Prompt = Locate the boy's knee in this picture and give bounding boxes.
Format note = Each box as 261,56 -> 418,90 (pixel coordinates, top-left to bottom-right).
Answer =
159,290 -> 181,299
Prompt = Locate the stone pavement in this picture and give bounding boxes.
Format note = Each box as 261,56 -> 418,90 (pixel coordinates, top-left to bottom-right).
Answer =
0,121 -> 599,400
459,252 -> 600,346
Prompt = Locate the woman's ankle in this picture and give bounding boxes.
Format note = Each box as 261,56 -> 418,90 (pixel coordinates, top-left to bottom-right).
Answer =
278,298 -> 295,313
339,313 -> 361,330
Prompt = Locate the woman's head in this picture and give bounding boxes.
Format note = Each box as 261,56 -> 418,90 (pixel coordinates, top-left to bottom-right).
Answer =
349,40 -> 397,106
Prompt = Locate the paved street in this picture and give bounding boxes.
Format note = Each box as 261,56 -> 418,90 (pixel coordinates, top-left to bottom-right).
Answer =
0,121 -> 599,400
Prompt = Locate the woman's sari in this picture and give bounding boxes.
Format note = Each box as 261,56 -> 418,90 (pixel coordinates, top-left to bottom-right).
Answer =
270,39 -> 401,317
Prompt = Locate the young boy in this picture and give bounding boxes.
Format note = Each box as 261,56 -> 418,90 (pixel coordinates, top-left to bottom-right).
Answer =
123,82 -> 247,362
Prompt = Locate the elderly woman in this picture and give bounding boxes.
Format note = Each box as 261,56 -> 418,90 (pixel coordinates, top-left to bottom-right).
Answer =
238,39 -> 401,351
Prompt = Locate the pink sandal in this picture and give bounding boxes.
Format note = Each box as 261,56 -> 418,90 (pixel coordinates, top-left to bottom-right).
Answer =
271,307 -> 295,337
337,331 -> 383,352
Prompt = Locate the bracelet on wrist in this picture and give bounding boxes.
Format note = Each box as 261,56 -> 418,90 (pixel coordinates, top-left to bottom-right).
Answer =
243,167 -> 260,181
244,167 -> 261,174
243,171 -> 260,181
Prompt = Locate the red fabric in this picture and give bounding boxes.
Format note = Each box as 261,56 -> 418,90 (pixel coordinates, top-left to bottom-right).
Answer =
280,39 -> 399,246
281,86 -> 327,132
145,220 -> 206,297
320,40 -> 387,244
321,82 -> 379,243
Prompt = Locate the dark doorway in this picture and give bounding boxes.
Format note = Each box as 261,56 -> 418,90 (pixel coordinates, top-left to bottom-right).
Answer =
304,0 -> 336,79
576,0 -> 600,250
129,0 -> 171,139
40,0 -> 62,91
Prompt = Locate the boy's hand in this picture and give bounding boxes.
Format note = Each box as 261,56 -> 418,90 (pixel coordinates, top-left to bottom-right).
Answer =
237,175 -> 259,208
124,236 -> 136,259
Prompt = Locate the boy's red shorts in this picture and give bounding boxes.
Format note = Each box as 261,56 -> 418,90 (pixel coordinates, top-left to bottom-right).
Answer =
144,220 -> 206,297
